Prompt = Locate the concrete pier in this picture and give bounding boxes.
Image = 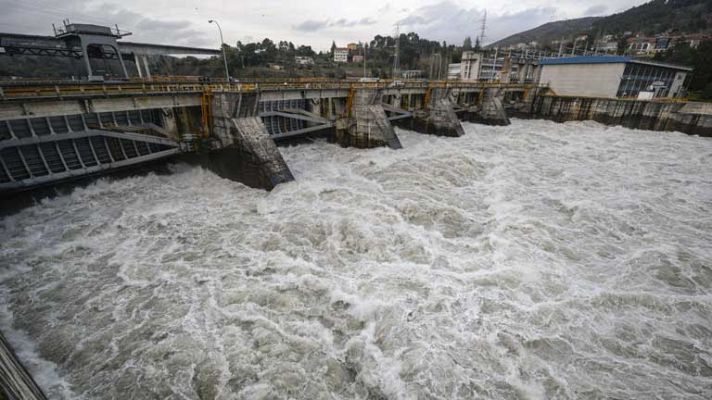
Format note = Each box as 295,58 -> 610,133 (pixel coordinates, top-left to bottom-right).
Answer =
473,88 -> 511,126
336,89 -> 402,149
205,116 -> 294,190
409,98 -> 465,137
399,88 -> 464,137
207,93 -> 295,190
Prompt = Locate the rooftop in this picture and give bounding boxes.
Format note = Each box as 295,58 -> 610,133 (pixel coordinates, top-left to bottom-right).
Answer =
539,56 -> 692,71
539,56 -> 631,65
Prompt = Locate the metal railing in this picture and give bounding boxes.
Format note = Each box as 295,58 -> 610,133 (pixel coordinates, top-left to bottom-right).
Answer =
0,77 -> 545,101
541,93 -> 690,103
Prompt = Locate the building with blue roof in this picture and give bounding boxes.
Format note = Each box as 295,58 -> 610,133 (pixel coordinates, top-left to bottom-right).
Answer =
537,56 -> 692,99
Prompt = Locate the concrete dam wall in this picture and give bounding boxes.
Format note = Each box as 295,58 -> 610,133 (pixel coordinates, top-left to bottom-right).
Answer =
521,96 -> 712,137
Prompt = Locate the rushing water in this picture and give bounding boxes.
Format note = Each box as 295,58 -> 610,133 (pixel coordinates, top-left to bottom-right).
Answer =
1,119 -> 712,399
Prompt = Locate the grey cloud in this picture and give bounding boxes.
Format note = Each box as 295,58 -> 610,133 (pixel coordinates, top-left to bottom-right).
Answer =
378,3 -> 391,13
96,7 -> 212,47
584,5 -> 608,16
293,20 -> 329,32
135,19 -> 189,32
398,15 -> 427,25
293,17 -> 377,32
398,1 -> 558,45
331,17 -> 377,27
0,0 -> 652,51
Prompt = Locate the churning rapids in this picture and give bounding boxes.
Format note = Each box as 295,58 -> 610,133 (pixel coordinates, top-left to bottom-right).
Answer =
1,119 -> 712,399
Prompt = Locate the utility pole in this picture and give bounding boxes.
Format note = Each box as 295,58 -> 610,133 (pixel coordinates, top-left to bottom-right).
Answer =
209,19 -> 230,81
429,53 -> 441,79
429,54 -> 434,79
363,43 -> 367,78
491,47 -> 498,82
479,10 -> 488,81
392,24 -> 400,79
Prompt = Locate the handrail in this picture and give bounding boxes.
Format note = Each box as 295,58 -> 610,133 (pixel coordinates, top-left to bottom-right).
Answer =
0,78 -> 546,101
541,94 -> 689,104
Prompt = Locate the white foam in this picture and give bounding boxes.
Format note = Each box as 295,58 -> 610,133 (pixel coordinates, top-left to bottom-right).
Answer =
1,119 -> 711,399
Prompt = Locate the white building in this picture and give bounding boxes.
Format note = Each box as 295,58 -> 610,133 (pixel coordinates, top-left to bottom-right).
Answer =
460,51 -> 482,81
333,48 -> 349,63
478,54 -> 505,81
538,56 -> 691,98
453,49 -> 541,83
295,56 -> 314,66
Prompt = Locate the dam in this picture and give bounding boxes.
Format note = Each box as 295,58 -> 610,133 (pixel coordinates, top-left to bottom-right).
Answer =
2,77 -> 711,197
1,21 -> 712,400
0,78 -> 521,193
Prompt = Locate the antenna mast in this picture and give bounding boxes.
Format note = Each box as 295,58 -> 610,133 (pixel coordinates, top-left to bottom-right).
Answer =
479,10 -> 487,47
392,24 -> 400,78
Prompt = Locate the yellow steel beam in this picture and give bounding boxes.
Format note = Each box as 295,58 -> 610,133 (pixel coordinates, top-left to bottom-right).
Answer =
0,78 -> 542,100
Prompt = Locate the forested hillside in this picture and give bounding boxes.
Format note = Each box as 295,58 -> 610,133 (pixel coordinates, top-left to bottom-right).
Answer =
493,0 -> 712,48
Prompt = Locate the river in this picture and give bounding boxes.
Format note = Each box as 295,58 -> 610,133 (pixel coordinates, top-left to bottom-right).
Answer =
1,119 -> 711,399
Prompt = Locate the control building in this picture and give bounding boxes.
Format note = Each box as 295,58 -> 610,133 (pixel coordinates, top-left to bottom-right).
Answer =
537,56 -> 691,99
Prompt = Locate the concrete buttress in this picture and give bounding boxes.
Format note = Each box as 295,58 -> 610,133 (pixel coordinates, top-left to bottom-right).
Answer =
475,88 -> 511,126
410,98 -> 465,137
337,89 -> 402,149
204,93 -> 294,190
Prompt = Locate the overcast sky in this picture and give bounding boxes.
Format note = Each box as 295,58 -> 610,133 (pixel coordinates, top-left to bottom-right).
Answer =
1,0 -> 649,51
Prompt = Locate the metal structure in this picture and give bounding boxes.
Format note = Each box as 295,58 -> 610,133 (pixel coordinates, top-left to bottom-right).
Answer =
0,23 -> 221,81
381,103 -> 413,121
259,99 -> 334,139
0,109 -> 179,190
53,22 -> 131,80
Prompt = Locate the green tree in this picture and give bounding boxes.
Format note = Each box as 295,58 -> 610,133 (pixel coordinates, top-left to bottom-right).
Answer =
654,40 -> 712,99
296,45 -> 316,57
617,37 -> 629,55
691,41 -> 712,96
703,82 -> 712,99
463,36 -> 472,50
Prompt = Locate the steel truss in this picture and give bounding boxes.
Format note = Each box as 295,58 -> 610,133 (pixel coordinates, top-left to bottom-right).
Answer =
0,128 -> 178,191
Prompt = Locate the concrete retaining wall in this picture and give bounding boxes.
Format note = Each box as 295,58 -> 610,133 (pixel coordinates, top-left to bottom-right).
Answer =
336,89 -> 402,149
523,96 -> 712,137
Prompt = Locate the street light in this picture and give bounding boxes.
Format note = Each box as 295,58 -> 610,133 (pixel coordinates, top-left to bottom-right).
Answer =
208,19 -> 230,81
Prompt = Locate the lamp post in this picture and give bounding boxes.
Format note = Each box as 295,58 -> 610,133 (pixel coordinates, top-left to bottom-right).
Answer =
209,19 -> 230,81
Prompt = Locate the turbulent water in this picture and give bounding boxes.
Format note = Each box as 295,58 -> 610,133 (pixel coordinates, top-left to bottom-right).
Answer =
1,119 -> 712,399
